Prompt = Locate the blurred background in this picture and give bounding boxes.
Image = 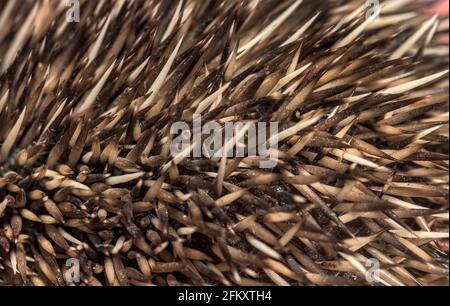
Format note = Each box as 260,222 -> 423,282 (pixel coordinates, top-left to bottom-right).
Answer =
431,0 -> 449,42
432,0 -> 448,14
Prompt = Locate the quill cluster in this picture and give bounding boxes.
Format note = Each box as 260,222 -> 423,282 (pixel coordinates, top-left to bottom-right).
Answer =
0,0 -> 448,286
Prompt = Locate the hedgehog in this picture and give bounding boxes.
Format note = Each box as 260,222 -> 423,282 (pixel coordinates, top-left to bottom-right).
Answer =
0,0 -> 448,286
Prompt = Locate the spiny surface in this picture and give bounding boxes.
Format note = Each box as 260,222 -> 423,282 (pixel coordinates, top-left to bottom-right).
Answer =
0,0 -> 449,286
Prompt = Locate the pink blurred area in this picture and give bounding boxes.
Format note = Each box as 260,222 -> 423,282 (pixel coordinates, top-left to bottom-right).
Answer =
431,0 -> 449,14
428,0 -> 449,43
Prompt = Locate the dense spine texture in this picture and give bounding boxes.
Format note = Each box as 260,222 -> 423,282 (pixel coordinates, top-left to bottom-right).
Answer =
0,0 -> 449,286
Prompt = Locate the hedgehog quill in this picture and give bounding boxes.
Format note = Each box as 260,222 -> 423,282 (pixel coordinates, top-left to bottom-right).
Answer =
0,0 -> 449,286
